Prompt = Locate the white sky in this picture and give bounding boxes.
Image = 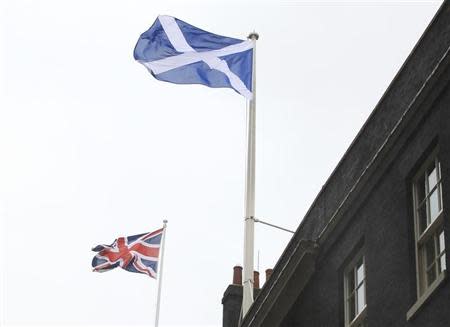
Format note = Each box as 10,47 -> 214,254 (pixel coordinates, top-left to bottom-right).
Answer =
0,0 -> 442,326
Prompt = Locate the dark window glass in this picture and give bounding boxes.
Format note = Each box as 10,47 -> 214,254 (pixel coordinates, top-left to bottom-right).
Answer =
418,203 -> 428,234
348,295 -> 355,321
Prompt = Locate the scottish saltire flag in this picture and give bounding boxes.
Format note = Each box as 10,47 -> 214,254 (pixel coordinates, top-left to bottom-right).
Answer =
134,15 -> 254,99
92,228 -> 163,278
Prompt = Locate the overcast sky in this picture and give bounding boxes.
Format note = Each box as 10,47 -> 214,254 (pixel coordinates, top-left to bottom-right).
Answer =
0,0 -> 443,326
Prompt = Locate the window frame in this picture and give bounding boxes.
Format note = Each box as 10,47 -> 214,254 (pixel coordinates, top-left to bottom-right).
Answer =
344,250 -> 367,327
412,149 -> 446,298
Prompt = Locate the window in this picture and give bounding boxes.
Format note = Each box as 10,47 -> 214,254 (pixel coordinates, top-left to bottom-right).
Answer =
344,252 -> 366,327
412,151 -> 446,297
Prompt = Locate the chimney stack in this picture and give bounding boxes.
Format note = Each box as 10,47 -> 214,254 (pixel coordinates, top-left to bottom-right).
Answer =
265,268 -> 273,283
222,266 -> 264,327
222,266 -> 243,327
253,271 -> 260,289
233,265 -> 242,285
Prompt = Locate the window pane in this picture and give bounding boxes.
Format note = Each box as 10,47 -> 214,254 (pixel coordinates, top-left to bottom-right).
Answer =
425,234 -> 437,286
425,238 -> 436,267
429,189 -> 440,222
438,161 -> 442,180
416,175 -> 426,203
356,261 -> 364,285
438,231 -> 445,254
427,166 -> 438,190
418,203 -> 428,234
439,231 -> 446,272
357,284 -> 365,314
438,254 -> 446,273
427,263 -> 437,286
347,270 -> 355,293
348,295 -> 356,321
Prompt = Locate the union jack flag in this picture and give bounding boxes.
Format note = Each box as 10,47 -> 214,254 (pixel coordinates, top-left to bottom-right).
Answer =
91,228 -> 163,278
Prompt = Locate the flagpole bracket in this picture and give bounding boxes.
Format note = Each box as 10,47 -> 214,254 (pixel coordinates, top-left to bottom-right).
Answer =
243,278 -> 254,287
254,217 -> 295,234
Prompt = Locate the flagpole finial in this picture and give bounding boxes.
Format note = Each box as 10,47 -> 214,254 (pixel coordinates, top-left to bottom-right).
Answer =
248,32 -> 259,40
163,219 -> 168,224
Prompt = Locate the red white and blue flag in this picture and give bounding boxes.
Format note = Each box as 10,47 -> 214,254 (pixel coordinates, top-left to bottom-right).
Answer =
91,228 -> 163,278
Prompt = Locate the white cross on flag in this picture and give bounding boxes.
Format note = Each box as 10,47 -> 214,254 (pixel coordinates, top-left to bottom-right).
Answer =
134,15 -> 254,99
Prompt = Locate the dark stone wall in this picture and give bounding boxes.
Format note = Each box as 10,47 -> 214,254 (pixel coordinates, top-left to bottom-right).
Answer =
293,0 -> 450,248
222,285 -> 261,327
222,285 -> 242,327
236,4 -> 450,327
281,77 -> 450,326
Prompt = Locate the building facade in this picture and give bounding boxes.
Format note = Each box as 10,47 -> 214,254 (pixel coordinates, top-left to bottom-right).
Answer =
223,2 -> 450,326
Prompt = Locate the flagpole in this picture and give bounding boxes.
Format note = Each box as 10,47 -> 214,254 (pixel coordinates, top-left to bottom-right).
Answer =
242,32 -> 258,318
155,220 -> 168,327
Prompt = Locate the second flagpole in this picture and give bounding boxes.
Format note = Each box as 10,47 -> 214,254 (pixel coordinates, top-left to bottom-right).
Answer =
155,220 -> 168,327
242,32 -> 258,318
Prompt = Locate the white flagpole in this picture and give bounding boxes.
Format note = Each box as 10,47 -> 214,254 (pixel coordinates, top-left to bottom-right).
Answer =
155,220 -> 168,327
242,32 -> 258,318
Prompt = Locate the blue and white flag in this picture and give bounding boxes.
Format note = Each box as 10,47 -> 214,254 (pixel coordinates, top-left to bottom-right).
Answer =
134,15 -> 253,99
